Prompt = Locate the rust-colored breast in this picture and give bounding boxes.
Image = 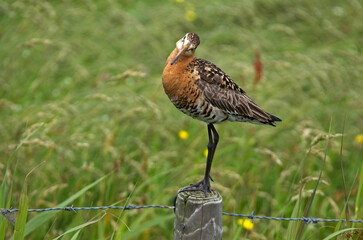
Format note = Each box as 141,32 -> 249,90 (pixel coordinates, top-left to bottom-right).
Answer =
162,48 -> 199,108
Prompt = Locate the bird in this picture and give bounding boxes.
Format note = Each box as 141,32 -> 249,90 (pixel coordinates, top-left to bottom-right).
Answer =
162,32 -> 281,196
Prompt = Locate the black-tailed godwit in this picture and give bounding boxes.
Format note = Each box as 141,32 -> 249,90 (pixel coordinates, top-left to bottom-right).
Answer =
162,32 -> 281,196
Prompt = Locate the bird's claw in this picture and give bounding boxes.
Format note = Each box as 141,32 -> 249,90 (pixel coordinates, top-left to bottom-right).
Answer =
179,178 -> 211,197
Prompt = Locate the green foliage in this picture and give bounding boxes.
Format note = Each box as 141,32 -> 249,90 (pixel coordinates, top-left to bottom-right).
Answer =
1,0 -> 363,239
353,160 -> 363,229
13,184 -> 28,240
323,228 -> 361,240
53,213 -> 106,240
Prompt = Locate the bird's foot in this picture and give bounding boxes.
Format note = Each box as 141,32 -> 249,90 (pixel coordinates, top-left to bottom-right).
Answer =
179,177 -> 211,197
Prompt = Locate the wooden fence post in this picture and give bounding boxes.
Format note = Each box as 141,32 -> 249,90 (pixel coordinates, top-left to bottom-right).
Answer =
173,189 -> 223,240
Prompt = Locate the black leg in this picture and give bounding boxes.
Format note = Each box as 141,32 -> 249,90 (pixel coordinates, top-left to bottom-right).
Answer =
204,124 -> 219,182
180,123 -> 219,197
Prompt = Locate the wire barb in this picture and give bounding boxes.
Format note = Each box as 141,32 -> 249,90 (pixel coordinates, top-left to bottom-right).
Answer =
249,210 -> 256,223
64,205 -> 77,213
302,217 -> 315,224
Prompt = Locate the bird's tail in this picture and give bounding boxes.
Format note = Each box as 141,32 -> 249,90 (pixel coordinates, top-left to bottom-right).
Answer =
265,113 -> 281,127
247,98 -> 281,127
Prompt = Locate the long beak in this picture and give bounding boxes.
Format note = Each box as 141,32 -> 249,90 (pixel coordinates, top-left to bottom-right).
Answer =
171,45 -> 189,65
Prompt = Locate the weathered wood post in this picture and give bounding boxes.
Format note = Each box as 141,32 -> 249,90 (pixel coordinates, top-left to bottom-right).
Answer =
173,189 -> 223,240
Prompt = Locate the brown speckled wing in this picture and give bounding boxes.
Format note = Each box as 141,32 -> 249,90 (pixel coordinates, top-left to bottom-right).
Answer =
191,58 -> 281,126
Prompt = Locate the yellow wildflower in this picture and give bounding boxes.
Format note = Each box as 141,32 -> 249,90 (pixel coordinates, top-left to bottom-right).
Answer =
237,218 -> 243,226
243,219 -> 254,230
203,149 -> 208,157
178,130 -> 189,140
355,134 -> 363,143
185,10 -> 196,22
238,219 -> 254,230
175,0 -> 184,2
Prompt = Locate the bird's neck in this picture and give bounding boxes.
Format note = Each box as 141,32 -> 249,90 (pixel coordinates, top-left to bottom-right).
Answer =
165,48 -> 194,68
162,48 -> 195,100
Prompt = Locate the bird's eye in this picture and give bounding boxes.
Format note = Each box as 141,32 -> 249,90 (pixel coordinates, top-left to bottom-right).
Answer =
183,36 -> 186,40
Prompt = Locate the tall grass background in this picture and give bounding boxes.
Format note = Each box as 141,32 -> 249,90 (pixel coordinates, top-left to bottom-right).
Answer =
1,0 -> 363,239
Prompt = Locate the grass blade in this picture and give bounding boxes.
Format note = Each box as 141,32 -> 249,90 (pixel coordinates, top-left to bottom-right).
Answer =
70,230 -> 81,240
53,213 -> 105,240
287,190 -> 301,239
123,215 -> 174,239
0,182 -> 9,239
334,171 -> 359,232
296,119 -> 332,240
334,200 -> 348,232
231,222 -> 243,240
114,183 -> 136,240
0,177 -> 7,210
339,117 -> 350,226
0,193 -> 13,239
13,184 -> 28,240
322,228 -> 360,240
353,159 -> 363,229
296,154 -> 327,239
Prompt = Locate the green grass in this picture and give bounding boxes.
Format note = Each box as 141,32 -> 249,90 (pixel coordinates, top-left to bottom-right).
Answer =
1,0 -> 363,239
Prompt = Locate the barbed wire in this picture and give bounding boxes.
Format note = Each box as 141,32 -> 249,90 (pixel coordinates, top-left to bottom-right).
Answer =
2,205 -> 363,225
223,211 -> 363,224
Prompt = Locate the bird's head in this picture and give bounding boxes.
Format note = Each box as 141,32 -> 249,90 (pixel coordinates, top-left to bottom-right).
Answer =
171,32 -> 200,65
